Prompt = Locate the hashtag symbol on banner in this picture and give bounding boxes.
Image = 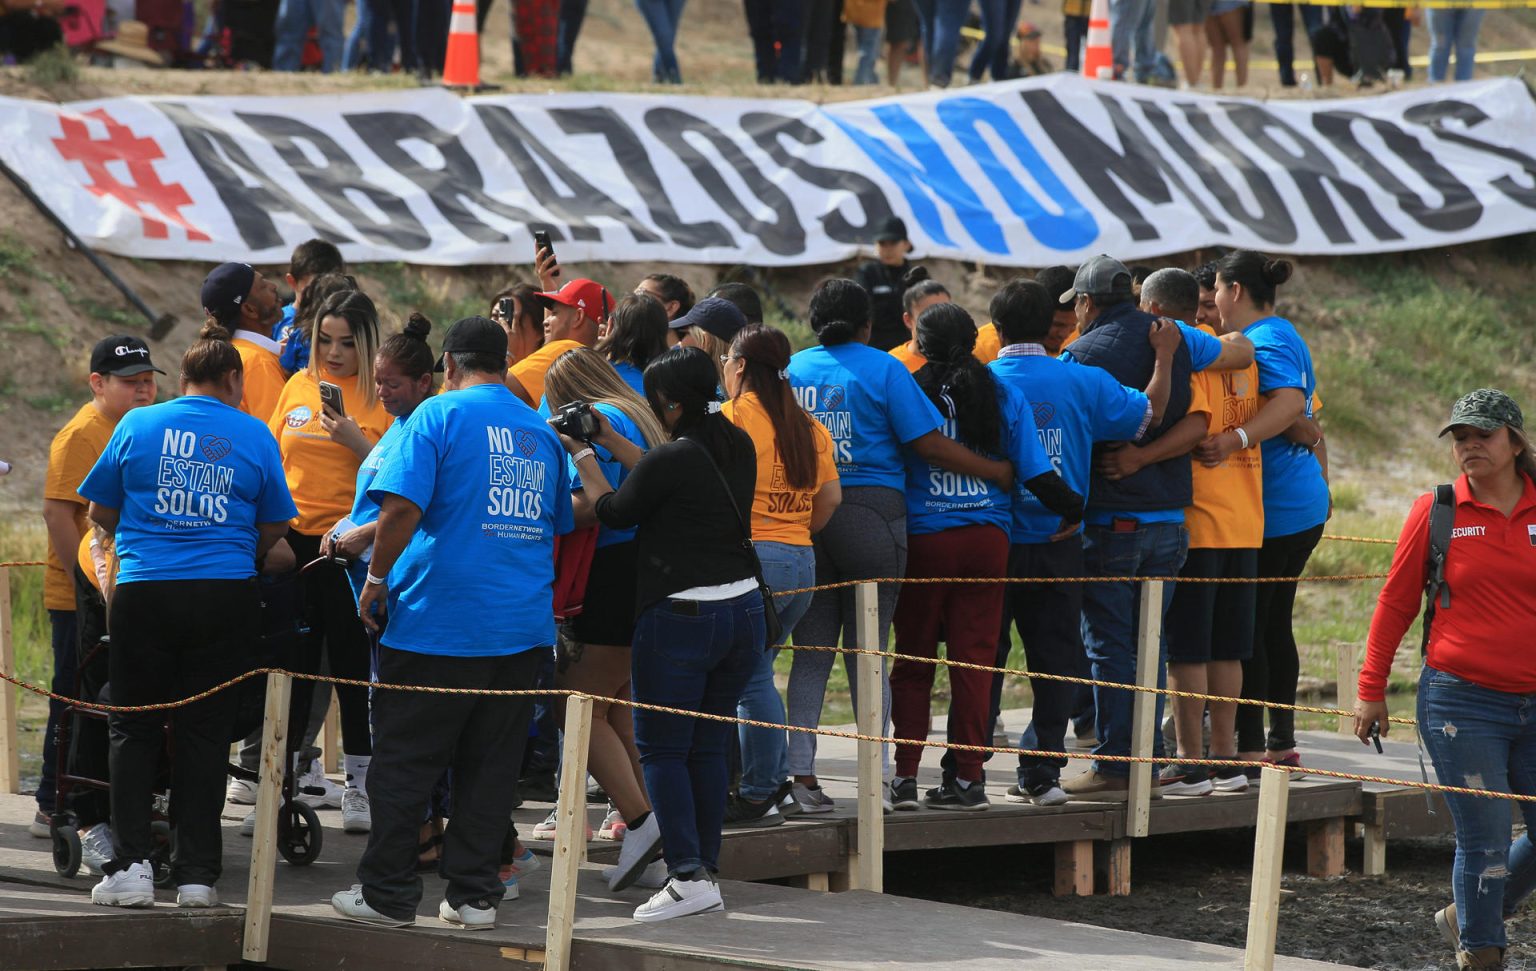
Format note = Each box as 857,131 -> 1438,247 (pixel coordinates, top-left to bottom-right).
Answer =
51,108 -> 209,242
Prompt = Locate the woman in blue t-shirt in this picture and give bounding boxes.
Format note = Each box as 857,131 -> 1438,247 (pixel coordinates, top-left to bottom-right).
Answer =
1197,251 -> 1330,774
784,279 -> 1015,812
79,321 -> 297,909
598,294 -> 670,397
542,346 -> 669,855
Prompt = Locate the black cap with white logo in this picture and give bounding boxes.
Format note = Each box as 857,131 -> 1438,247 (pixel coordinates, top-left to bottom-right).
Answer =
90,335 -> 165,377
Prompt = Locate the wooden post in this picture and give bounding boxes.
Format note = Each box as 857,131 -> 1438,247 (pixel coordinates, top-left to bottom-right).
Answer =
242,671 -> 291,964
1053,840 -> 1094,897
545,695 -> 592,971
1244,765 -> 1291,971
1362,822 -> 1386,877
849,581 -> 884,893
1305,817 -> 1346,877
1126,579 -> 1163,838
0,567 -> 18,794
1095,838 -> 1132,896
322,693 -> 341,775
1335,645 -> 1356,735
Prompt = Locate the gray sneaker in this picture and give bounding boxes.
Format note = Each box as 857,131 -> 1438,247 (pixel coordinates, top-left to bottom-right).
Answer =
790,783 -> 834,814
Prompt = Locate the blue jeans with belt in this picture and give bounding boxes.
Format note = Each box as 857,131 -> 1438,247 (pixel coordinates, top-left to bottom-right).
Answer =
736,543 -> 816,802
1418,665 -> 1536,951
632,588 -> 764,875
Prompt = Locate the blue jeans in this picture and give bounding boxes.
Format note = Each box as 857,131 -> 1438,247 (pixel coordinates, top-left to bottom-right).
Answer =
1064,13 -> 1087,72
1108,0 -> 1155,81
1426,8 -> 1485,83
37,610 -> 78,813
1080,521 -> 1186,775
737,543 -> 816,801
634,0 -> 685,83
272,0 -> 345,70
1418,666 -> 1536,951
633,589 -> 765,875
928,0 -> 968,86
968,0 -> 1018,82
1268,3 -> 1321,86
853,25 -> 881,84
342,0 -> 372,69
557,0 -> 587,74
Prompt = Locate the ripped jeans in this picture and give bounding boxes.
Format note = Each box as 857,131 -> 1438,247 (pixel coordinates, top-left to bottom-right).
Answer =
1418,665 -> 1536,951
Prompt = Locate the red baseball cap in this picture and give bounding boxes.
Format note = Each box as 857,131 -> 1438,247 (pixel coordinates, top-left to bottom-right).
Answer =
535,278 -> 613,324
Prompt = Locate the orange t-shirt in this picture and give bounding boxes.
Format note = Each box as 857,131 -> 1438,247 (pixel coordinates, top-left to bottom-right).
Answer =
975,323 -> 1001,364
722,392 -> 839,547
889,341 -> 925,374
233,332 -> 286,425
269,370 -> 391,536
509,339 -> 584,406
1060,327 -> 1081,350
43,402 -> 116,610
76,529 -> 115,595
1185,327 -> 1264,549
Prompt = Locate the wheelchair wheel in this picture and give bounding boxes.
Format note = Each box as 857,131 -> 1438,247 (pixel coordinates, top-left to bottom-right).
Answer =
52,825 -> 82,879
277,801 -> 322,866
149,820 -> 174,889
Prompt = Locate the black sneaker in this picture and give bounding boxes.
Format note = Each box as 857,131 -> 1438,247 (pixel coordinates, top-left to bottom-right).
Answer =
923,780 -> 989,812
770,780 -> 801,817
889,778 -> 921,811
723,793 -> 784,829
1158,763 -> 1213,796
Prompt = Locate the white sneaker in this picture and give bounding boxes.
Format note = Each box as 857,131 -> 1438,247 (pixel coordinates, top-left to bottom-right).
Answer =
239,810 -> 257,837
29,810 -> 52,839
633,873 -> 724,923
511,847 -> 541,875
79,822 -> 114,874
91,860 -> 155,907
295,763 -> 345,810
604,860 -> 667,890
177,884 -> 217,908
608,813 -> 663,892
330,884 -> 414,926
341,789 -> 371,834
439,897 -> 497,930
226,777 -> 258,806
1031,786 -> 1069,807
531,807 -> 559,840
598,808 -> 627,841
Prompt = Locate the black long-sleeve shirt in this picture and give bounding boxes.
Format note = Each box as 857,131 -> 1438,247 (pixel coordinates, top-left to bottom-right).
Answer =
854,259 -> 912,352
594,428 -> 758,615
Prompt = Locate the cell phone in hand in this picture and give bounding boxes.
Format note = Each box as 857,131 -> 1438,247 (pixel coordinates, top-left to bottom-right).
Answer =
534,230 -> 559,279
319,380 -> 345,419
497,296 -> 515,321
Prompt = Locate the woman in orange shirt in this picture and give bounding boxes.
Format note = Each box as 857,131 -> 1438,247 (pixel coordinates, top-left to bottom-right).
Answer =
720,324 -> 841,825
269,289 -> 390,835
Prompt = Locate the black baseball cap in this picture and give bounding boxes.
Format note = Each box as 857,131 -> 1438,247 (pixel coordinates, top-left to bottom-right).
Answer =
875,216 -> 909,244
434,315 -> 508,372
90,335 -> 164,377
671,296 -> 748,343
201,262 -> 256,324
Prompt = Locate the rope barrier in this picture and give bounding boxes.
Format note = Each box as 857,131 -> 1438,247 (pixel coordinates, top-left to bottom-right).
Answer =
773,571 -> 1388,598
1321,534 -> 1397,547
0,561 -> 45,568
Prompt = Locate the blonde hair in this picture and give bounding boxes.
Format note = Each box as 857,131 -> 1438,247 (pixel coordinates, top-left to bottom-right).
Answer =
307,289 -> 380,410
543,346 -> 667,449
688,326 -> 730,388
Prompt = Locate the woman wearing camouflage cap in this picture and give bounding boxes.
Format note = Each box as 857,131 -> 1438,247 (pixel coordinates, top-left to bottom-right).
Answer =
1354,389 -> 1536,971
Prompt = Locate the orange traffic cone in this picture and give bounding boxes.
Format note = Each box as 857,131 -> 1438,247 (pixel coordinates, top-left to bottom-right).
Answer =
1081,0 -> 1113,80
442,0 -> 481,89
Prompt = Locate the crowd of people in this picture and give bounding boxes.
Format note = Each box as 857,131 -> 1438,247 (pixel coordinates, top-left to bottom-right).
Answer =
27,218 -> 1533,967
2,0 -> 1488,88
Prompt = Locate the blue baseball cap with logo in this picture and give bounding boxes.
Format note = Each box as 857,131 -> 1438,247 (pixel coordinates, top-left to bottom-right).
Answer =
201,262 -> 257,325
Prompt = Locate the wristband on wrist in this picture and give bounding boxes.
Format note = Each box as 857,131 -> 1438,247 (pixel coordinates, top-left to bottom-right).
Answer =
1234,427 -> 1251,450
365,572 -> 387,586
571,447 -> 596,464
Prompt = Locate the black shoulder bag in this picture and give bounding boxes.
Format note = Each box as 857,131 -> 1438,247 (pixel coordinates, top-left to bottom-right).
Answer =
686,439 -> 784,646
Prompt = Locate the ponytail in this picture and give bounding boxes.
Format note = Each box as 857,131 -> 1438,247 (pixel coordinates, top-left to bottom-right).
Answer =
644,346 -> 745,468
377,312 -> 435,380
913,303 -> 1003,456
731,324 -> 819,491
183,319 -> 242,386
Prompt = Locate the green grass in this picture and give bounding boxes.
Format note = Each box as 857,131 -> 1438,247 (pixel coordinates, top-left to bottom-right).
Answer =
0,522 -> 52,693
23,45 -> 78,92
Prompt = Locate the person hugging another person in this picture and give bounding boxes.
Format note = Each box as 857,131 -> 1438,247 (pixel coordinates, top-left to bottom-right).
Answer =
888,269 -> 952,374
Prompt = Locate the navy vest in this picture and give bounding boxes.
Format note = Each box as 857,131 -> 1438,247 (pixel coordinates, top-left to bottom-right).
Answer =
1067,301 -> 1194,514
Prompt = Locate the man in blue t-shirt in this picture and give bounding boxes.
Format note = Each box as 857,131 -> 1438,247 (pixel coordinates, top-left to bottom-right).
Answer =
331,316 -> 573,930
1055,256 -> 1253,800
987,278 -> 1177,805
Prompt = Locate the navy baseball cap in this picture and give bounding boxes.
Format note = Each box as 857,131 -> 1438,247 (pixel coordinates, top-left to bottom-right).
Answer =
90,335 -> 164,377
670,296 -> 748,343
201,262 -> 256,324
435,315 -> 508,372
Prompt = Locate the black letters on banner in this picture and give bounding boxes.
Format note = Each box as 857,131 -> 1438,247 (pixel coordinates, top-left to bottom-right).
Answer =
347,111 -> 545,245
474,105 -> 660,244
1225,104 -> 1401,243
1404,101 -> 1536,211
236,113 -> 430,250
1021,90 -> 1214,241
740,112 -> 894,244
644,108 -> 806,257
157,102 -> 350,251
1311,110 -> 1480,232
1175,103 -> 1297,245
549,106 -> 732,250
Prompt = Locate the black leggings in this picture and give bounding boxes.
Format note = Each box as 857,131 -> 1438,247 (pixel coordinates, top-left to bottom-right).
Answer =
1236,524 -> 1324,753
288,531 -> 372,757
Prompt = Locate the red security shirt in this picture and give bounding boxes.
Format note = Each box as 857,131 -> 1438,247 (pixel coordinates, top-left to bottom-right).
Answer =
1360,473 -> 1536,702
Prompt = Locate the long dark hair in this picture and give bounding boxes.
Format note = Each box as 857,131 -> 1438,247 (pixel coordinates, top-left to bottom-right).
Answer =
598,293 -> 669,371
808,278 -> 869,347
644,346 -> 746,468
913,303 -> 1003,455
730,324 -> 818,491
640,272 -> 696,319
1216,250 -> 1293,308
377,312 -> 435,380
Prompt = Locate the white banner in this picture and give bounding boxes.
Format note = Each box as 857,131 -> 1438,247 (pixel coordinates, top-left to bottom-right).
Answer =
1,75 -> 1534,267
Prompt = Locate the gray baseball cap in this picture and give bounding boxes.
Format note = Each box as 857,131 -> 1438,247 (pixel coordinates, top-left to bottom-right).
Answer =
1439,388 -> 1525,437
1058,255 -> 1133,305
